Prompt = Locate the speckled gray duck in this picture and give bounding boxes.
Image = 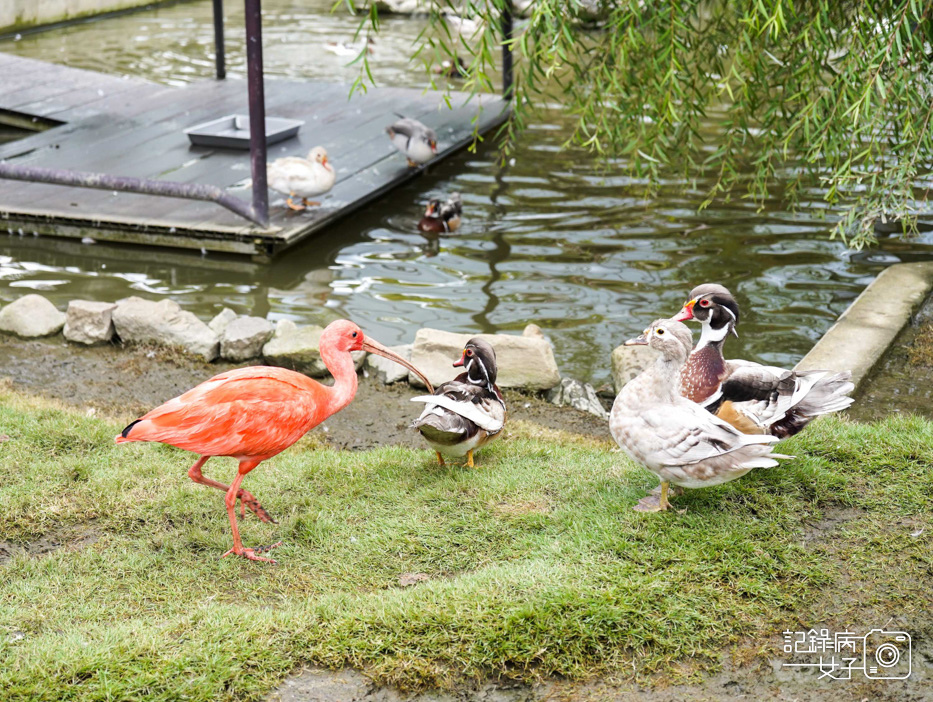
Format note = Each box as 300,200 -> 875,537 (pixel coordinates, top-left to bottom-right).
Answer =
673,284 -> 854,437
410,338 -> 506,468
386,117 -> 438,167
609,319 -> 789,512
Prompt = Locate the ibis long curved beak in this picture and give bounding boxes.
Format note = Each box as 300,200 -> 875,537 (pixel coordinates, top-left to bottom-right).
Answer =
624,332 -> 649,346
671,298 -> 696,322
361,337 -> 434,393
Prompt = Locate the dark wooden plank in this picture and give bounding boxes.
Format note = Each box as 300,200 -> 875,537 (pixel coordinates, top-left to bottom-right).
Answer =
0,55 -> 508,255
163,86 -> 428,190
272,97 -> 508,246
197,95 -> 507,236
2,67 -> 147,117
3,82 -> 350,217
15,77 -> 152,122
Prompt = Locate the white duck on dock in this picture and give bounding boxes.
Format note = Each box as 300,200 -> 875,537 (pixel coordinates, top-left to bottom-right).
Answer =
267,146 -> 336,212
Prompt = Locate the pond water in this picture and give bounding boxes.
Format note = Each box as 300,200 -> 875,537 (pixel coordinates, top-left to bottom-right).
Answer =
3,0 -> 933,385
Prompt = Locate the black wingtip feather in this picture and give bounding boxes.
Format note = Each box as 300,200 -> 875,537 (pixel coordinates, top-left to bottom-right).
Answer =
121,419 -> 142,439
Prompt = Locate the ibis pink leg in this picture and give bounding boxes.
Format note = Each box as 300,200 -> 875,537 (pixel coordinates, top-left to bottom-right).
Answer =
187,456 -> 276,523
221,459 -> 282,564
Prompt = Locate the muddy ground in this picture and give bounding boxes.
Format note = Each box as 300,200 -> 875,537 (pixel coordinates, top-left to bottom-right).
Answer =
0,335 -> 610,447
1,336 -> 929,702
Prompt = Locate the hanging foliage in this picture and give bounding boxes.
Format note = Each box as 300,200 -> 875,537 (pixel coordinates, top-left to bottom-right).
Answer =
343,0 -> 933,248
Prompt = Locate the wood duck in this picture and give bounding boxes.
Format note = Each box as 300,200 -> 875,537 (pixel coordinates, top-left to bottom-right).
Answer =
411,338 -> 506,467
673,283 -> 854,437
418,193 -> 462,233
610,319 -> 789,512
387,117 -> 438,167
267,146 -> 336,211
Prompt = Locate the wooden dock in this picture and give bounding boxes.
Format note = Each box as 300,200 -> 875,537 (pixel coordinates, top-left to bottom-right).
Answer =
0,53 -> 508,259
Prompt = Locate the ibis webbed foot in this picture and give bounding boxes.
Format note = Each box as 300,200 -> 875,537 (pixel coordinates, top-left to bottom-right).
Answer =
222,541 -> 283,564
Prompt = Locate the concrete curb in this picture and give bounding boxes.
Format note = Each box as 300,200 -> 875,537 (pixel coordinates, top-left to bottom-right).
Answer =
795,262 -> 933,389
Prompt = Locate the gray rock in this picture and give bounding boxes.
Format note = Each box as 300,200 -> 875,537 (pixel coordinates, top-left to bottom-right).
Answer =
208,308 -> 237,335
262,320 -> 365,376
365,344 -> 412,384
408,328 -> 561,390
64,300 -> 116,345
611,343 -> 661,394
220,316 -> 274,362
522,323 -> 547,340
0,294 -> 66,338
112,296 -> 219,361
547,378 -> 608,419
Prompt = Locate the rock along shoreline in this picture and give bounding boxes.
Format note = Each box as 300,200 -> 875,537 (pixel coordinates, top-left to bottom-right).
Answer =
0,293 -> 642,419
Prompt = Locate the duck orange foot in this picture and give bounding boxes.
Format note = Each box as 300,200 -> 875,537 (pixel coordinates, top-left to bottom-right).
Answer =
222,541 -> 283,564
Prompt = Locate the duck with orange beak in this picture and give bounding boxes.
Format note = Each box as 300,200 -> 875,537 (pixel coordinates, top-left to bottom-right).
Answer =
267,145 -> 336,211
418,193 -> 462,234
672,283 -> 854,437
410,338 -> 506,467
387,117 -> 438,167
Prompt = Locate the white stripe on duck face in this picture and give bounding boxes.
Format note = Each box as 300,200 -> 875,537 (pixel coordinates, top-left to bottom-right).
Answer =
694,319 -> 733,351
466,355 -> 490,387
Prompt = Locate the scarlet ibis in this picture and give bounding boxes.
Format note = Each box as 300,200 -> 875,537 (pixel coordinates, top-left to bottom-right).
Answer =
116,319 -> 432,564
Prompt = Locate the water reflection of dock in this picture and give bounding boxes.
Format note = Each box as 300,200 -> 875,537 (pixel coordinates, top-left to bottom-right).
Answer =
0,53 -> 507,260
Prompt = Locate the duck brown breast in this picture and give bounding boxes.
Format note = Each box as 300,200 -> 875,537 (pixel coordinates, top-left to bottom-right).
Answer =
680,345 -> 728,403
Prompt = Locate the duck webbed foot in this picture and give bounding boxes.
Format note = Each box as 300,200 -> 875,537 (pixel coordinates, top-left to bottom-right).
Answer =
633,482 -> 685,513
286,194 -> 306,211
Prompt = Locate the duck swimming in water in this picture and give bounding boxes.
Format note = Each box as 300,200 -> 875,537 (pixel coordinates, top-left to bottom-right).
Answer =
418,193 -> 462,234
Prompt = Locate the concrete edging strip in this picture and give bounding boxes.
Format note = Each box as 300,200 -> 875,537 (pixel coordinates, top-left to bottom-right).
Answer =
795,262 -> 933,389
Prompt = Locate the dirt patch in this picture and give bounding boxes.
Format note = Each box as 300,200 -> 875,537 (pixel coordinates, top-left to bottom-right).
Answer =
907,321 -> 933,368
489,500 -> 552,517
801,506 -> 864,544
0,336 -> 610,450
271,657 -> 932,702
0,527 -> 99,565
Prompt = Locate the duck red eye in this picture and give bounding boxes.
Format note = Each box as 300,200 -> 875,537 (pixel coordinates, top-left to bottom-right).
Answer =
699,299 -> 711,308
466,349 -> 473,356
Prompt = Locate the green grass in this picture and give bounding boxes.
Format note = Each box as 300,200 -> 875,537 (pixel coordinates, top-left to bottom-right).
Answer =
0,388 -> 931,700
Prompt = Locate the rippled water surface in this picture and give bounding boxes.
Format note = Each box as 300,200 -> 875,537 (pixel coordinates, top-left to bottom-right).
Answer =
3,0 -> 933,384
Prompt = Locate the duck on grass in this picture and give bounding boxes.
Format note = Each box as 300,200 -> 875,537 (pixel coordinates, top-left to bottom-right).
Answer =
0,386 -> 930,698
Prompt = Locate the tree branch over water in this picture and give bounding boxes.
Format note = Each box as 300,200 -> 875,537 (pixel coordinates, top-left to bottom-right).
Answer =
344,0 -> 933,249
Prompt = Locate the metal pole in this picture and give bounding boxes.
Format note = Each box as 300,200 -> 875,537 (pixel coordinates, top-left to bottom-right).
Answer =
0,163 -> 266,226
501,0 -> 513,100
212,0 -> 226,79
244,0 -> 269,227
